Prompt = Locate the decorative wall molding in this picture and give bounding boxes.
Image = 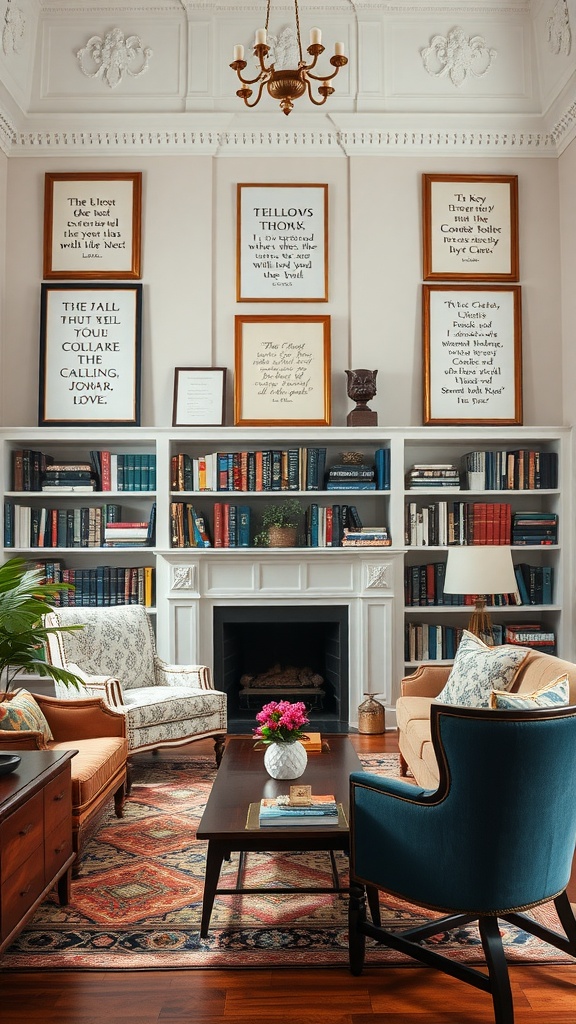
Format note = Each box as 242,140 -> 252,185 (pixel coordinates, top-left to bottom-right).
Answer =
365,564 -> 390,589
547,0 -> 571,57
2,1 -> 25,56
8,123 -> 562,155
421,26 -> 497,87
171,564 -> 195,590
77,27 -> 153,89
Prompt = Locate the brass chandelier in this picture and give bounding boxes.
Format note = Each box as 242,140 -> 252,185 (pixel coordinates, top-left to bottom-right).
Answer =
230,0 -> 348,116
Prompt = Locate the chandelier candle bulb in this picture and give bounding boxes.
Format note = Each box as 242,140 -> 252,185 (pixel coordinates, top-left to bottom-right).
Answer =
335,42 -> 345,55
233,44 -> 244,61
255,28 -> 267,45
310,27 -> 322,45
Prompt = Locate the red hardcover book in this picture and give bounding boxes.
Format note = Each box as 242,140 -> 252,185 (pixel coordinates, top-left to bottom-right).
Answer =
100,450 -> 111,491
106,521 -> 149,529
255,450 -> 263,491
213,503 -> 224,547
325,506 -> 333,547
170,456 -> 179,491
222,503 -> 230,548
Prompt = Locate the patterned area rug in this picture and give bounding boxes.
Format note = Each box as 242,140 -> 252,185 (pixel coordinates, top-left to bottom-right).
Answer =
1,753 -> 572,970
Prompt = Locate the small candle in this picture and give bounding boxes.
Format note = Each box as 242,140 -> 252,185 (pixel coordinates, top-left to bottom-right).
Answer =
233,44 -> 244,61
310,27 -> 322,45
255,28 -> 267,45
335,41 -> 345,55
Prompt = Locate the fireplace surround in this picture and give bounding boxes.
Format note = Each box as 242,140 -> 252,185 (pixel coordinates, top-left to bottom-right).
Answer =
157,548 -> 404,730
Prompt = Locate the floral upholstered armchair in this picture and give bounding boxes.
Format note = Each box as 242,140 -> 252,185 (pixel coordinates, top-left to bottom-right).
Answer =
44,605 -> 227,765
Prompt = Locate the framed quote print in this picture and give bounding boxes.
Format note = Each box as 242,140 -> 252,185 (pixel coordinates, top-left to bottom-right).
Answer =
422,174 -> 519,281
422,284 -> 523,425
43,172 -> 142,279
237,183 -> 328,302
39,283 -> 142,426
234,315 -> 331,426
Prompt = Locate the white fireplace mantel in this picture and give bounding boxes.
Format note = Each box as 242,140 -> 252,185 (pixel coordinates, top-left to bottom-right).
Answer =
156,548 -> 405,728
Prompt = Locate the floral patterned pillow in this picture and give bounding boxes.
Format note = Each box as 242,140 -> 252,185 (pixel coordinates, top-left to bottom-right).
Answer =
0,689 -> 53,743
435,630 -> 530,708
490,674 -> 569,710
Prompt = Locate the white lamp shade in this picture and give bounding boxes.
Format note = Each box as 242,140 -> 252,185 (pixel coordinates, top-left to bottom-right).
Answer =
443,546 -> 517,596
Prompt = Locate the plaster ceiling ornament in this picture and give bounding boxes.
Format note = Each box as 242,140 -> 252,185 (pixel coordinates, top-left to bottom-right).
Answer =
547,0 -> 571,56
77,27 -> 153,89
421,25 -> 497,87
2,1 -> 25,56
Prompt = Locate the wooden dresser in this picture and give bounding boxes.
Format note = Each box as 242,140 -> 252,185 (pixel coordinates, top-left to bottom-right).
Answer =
0,749 -> 76,954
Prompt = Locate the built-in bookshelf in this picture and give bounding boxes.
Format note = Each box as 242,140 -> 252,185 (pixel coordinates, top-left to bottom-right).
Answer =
0,425 -> 571,695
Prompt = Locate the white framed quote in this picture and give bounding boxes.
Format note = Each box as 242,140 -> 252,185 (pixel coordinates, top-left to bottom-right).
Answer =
422,285 -> 523,425
236,183 -> 328,302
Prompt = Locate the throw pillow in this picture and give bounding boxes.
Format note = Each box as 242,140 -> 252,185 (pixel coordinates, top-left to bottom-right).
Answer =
0,689 -> 54,743
435,629 -> 530,708
490,674 -> 569,710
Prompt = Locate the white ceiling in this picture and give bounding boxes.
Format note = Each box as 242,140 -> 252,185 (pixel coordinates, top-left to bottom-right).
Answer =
0,0 -> 574,155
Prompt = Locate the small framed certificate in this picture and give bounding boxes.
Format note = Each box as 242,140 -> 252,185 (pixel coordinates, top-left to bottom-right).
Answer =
172,367 -> 227,426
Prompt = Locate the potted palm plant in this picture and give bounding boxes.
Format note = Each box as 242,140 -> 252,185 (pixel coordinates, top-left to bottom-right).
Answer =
0,557 -> 83,695
254,498 -> 303,548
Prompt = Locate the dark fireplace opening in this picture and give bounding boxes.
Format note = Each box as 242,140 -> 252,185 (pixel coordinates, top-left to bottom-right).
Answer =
213,605 -> 349,733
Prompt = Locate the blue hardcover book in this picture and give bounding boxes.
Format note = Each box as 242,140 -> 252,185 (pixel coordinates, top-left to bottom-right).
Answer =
325,481 -> 377,490
375,448 -> 391,490
514,564 -> 530,605
4,500 -> 14,546
132,454 -> 142,491
124,454 -> 135,491
116,454 -> 125,491
140,453 -> 149,492
316,448 -> 327,489
271,451 -> 282,491
237,505 -> 251,547
287,449 -> 300,490
541,565 -> 553,604
146,502 -> 157,546
306,448 -> 319,490
309,503 -> 319,547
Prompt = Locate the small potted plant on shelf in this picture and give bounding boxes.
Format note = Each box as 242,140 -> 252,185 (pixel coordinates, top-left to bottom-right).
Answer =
0,557 -> 84,696
254,498 -> 303,548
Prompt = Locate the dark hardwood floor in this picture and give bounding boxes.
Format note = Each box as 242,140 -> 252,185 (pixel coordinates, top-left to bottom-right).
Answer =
1,732 -> 575,1024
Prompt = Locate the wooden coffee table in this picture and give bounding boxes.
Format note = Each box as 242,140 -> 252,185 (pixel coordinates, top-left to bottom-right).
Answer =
196,734 -> 363,936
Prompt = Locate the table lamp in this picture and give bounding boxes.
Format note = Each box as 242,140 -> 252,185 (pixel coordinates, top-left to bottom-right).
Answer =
443,545 -> 517,645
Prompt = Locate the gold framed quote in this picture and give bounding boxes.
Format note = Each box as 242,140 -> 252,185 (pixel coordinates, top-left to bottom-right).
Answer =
422,174 -> 519,282
234,315 -> 331,426
43,172 -> 142,279
422,284 -> 523,426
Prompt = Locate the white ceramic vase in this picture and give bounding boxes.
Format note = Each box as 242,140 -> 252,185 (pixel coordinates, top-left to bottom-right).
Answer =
263,741 -> 308,780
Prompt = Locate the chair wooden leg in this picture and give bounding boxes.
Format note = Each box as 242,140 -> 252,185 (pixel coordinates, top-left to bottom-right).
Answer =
398,746 -> 409,777
125,763 -> 133,796
114,781 -> 125,818
348,882 -> 367,976
479,916 -> 514,1024
214,734 -> 226,767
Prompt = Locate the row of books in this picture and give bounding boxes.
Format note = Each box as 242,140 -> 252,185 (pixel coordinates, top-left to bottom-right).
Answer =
405,623 -> 465,662
170,448 -> 391,493
10,448 -> 157,492
3,502 -> 155,549
405,621 -> 557,662
169,502 -> 212,548
404,561 -> 554,607
404,501 -> 513,547
304,503 -> 363,547
89,451 -> 157,492
462,449 -> 558,490
36,561 -> 154,607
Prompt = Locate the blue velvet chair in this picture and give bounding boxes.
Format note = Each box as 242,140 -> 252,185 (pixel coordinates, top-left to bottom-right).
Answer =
348,703 -> 576,1024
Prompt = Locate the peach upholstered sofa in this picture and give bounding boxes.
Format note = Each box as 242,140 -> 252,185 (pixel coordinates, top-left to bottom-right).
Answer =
397,638 -> 576,789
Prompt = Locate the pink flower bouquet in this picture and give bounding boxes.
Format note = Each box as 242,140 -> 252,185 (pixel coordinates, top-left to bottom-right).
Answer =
254,699 -> 310,745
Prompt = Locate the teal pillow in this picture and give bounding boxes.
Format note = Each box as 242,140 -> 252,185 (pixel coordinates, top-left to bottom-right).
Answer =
0,689 -> 53,743
436,629 -> 530,708
490,674 -> 569,710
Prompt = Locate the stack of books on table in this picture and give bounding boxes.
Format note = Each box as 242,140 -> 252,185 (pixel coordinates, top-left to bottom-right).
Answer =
258,795 -> 339,827
41,462 -> 96,492
325,463 -> 376,490
406,464 -> 461,490
342,526 -> 391,546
